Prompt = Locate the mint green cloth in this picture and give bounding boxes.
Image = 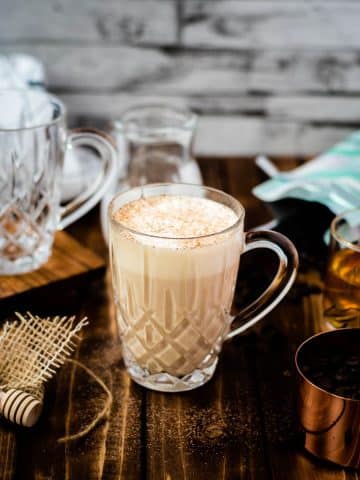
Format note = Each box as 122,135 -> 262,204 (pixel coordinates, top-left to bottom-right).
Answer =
253,132 -> 360,220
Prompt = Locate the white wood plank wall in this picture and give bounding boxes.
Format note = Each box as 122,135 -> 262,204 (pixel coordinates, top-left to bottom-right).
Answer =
1,0 -> 360,156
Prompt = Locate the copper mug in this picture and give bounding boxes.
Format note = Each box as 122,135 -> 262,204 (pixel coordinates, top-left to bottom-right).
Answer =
295,328 -> 360,468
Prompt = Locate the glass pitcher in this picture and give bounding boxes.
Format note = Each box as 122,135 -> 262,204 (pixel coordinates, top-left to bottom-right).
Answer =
112,104 -> 202,186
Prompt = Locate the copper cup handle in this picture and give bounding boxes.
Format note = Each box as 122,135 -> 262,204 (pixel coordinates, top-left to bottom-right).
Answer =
227,230 -> 299,340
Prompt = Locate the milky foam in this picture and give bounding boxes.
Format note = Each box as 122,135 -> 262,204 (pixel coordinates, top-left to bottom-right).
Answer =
113,195 -> 238,238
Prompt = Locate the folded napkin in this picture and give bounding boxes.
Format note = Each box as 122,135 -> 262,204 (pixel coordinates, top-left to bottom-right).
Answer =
0,54 -> 51,129
253,132 -> 360,221
0,54 -> 45,88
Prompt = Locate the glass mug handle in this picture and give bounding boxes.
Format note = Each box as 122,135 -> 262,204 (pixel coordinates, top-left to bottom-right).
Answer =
59,128 -> 118,230
227,230 -> 299,340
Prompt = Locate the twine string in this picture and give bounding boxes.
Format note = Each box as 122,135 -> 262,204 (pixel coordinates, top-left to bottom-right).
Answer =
0,313 -> 112,442
57,358 -> 113,444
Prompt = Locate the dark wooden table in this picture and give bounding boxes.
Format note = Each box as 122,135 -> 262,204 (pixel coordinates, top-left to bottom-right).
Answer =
0,157 -> 357,480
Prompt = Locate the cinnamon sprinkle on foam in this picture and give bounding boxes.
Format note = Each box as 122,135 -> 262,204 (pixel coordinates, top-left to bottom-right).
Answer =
113,195 -> 238,238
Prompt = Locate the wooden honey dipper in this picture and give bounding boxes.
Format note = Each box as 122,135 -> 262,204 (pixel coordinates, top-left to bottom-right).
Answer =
0,312 -> 88,428
0,388 -> 42,427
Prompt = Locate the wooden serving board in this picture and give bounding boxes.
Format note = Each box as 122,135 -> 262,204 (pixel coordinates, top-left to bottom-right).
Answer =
0,231 -> 106,309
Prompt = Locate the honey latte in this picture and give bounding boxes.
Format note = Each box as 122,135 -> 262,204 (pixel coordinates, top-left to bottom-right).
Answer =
110,195 -> 243,377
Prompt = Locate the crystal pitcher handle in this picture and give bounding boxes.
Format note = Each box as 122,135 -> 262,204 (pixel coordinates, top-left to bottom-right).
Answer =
59,128 -> 118,230
227,230 -> 298,340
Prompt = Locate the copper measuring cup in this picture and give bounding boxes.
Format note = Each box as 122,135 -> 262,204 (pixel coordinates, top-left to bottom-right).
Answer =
295,328 -> 360,469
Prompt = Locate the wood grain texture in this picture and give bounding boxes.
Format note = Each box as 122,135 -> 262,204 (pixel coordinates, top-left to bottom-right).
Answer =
0,156 -> 354,480
0,0 -> 178,45
3,43 -> 358,155
53,273 -> 143,480
58,92 -> 360,122
4,45 -> 360,95
2,1 -> 360,157
142,47 -> 360,96
146,336 -> 269,480
0,1 -> 359,476
0,45 -> 171,92
51,93 -> 353,156
0,429 -> 16,480
194,116 -> 351,157
0,231 -> 105,302
182,1 -> 360,49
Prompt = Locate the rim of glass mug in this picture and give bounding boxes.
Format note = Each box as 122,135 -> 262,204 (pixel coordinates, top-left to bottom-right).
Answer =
330,207 -> 360,253
112,104 -> 197,134
0,88 -> 66,132
109,183 -> 245,240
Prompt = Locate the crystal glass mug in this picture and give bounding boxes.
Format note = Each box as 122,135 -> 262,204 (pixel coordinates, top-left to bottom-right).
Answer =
109,184 -> 299,392
0,89 -> 117,275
